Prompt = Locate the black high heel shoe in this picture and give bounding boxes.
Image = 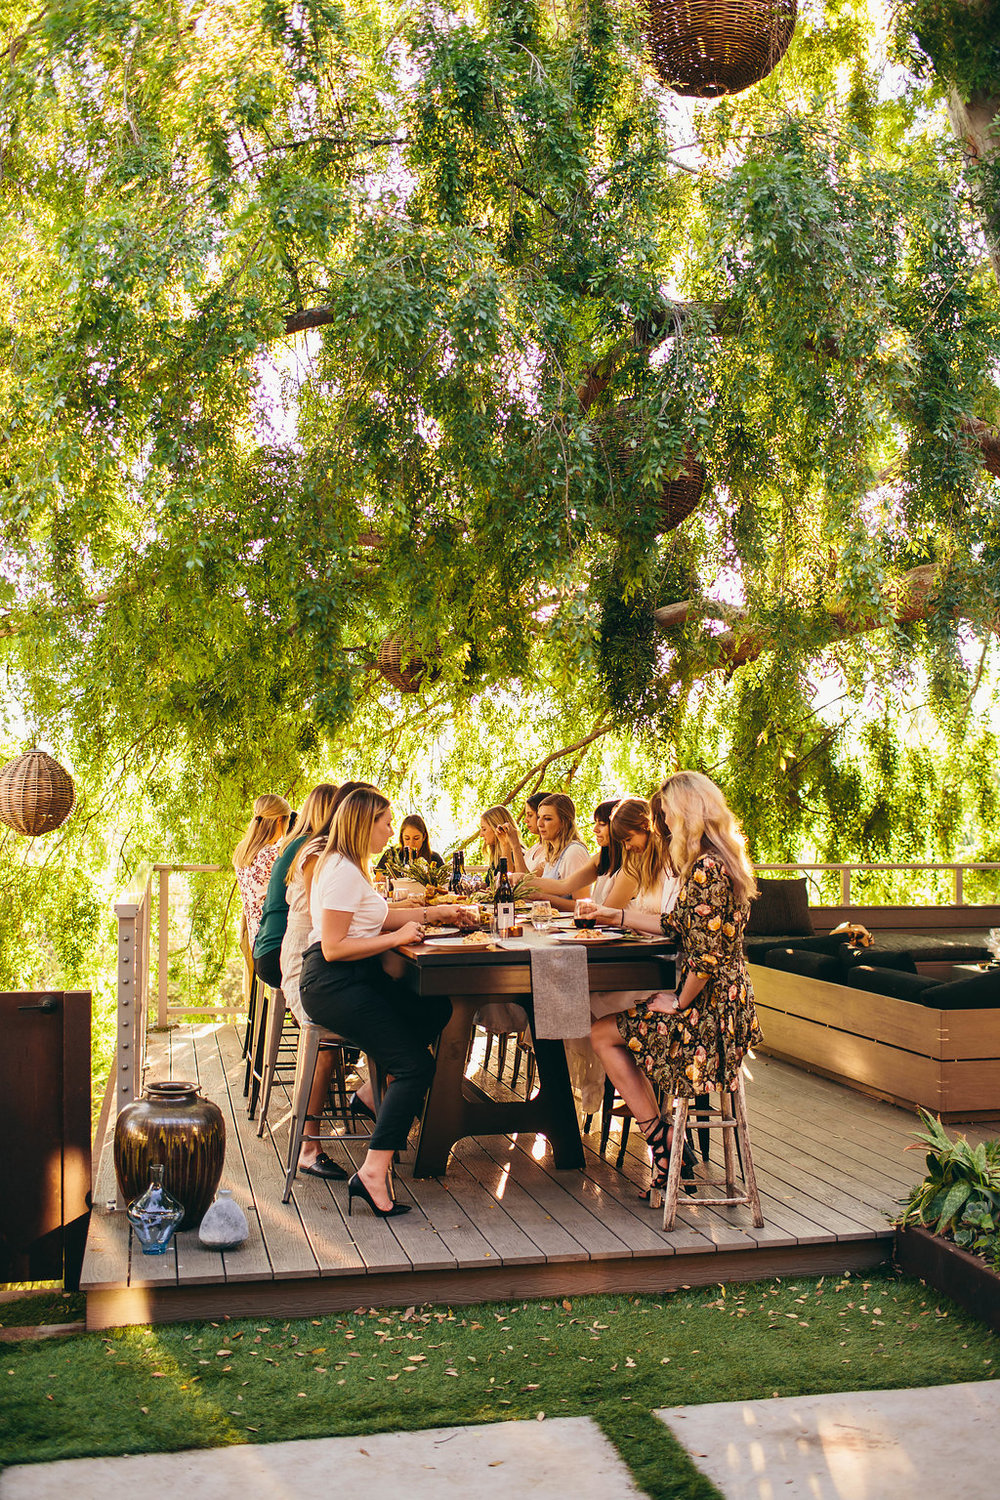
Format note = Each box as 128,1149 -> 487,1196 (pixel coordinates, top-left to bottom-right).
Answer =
643,1120 -> 698,1199
348,1092 -> 377,1123
347,1172 -> 411,1218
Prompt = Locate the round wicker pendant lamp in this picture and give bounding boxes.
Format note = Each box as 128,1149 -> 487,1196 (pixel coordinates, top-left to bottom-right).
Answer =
376,635 -> 441,694
0,749 -> 76,836
604,402 -> 707,533
643,0 -> 798,99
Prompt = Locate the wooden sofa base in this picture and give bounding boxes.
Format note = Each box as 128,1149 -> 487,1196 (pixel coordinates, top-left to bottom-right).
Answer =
748,963 -> 1000,1123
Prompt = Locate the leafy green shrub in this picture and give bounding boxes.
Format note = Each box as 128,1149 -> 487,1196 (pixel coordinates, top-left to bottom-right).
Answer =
898,1108 -> 1000,1267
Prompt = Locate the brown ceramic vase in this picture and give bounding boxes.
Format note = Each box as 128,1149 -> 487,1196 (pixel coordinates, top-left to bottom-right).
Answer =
114,1081 -> 225,1230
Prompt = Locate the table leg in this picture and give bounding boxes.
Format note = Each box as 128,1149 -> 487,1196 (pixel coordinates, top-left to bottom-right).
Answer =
410,994 -> 584,1178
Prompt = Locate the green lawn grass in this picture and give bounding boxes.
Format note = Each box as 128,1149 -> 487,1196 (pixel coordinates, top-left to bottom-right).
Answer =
3,1271 -> 998,1499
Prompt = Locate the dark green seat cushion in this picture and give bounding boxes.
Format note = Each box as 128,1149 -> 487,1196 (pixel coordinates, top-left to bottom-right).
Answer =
840,946 -> 917,976
762,947 -> 843,982
746,877 -> 814,938
845,967 -> 940,1001
926,970 -> 1000,1009
745,934 -> 844,965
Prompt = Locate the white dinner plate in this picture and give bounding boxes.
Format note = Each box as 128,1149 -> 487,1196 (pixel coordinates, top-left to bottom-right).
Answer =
553,931 -> 621,945
423,934 -> 495,947
425,925 -> 459,937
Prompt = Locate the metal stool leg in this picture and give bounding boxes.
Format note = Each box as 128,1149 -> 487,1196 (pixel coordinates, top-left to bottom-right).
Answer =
257,989 -> 289,1137
283,1024 -> 321,1202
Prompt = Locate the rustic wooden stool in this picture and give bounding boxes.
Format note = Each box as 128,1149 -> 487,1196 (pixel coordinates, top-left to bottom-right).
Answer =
658,1071 -> 763,1230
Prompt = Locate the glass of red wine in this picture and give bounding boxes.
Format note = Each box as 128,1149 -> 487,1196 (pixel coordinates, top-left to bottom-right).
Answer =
574,898 -> 597,930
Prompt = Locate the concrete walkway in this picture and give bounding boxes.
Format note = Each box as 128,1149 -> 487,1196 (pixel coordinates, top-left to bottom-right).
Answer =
657,1379 -> 1000,1498
0,1417 -> 642,1499
5,1381 -> 1000,1498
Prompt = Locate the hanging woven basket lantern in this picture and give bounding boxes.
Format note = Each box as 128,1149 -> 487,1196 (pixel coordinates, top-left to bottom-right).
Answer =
644,0 -> 798,99
0,749 -> 76,836
602,402 -> 707,533
376,635 -> 441,694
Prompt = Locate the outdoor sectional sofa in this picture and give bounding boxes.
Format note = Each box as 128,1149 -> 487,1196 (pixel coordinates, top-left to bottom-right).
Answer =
745,878 -> 1000,1121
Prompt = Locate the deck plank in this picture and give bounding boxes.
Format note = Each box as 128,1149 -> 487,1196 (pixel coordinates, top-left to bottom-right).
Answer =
191,1027 -> 267,1285
471,1134 -> 635,1260
451,1135 -> 592,1263
215,1024 -> 322,1281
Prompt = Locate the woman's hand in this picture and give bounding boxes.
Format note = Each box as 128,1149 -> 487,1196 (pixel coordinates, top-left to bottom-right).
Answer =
645,990 -> 680,1015
395,920 -> 426,947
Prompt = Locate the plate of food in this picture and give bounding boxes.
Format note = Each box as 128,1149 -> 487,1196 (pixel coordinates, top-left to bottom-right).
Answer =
425,925 -> 460,937
423,933 -> 500,949
553,930 -> 623,945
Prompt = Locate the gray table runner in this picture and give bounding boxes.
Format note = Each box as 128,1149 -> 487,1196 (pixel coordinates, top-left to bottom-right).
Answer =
529,941 -> 591,1040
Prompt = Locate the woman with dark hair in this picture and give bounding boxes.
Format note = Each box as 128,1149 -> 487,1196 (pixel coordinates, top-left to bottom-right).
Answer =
376,813 -> 443,872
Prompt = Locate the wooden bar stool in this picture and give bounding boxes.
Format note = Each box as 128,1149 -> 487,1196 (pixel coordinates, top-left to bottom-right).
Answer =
659,1071 -> 763,1230
281,1021 -> 381,1203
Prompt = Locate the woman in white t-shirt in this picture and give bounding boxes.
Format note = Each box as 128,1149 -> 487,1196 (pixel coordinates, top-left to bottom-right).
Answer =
298,787 -> 462,1217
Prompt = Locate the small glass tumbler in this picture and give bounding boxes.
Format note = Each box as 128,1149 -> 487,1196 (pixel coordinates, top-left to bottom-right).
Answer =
530,901 -> 553,933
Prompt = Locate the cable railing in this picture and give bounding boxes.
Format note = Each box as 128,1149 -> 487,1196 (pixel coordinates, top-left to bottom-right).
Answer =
755,862 -> 1000,907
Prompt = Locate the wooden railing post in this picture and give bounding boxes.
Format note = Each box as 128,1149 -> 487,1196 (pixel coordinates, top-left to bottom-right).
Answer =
840,865 -> 850,905
158,865 -> 170,1028
955,866 -> 964,905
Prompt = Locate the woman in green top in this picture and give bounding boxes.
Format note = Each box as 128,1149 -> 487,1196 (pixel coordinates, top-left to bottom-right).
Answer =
253,783 -> 340,986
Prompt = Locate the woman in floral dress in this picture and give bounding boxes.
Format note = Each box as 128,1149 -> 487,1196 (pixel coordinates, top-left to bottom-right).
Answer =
590,771 -> 761,1195
233,793 -> 292,948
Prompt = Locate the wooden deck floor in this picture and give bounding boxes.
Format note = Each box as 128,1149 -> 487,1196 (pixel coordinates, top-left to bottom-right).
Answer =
81,1021 -> 979,1330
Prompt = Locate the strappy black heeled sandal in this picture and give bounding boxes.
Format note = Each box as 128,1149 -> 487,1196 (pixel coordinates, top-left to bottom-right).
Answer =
641,1118 -> 697,1200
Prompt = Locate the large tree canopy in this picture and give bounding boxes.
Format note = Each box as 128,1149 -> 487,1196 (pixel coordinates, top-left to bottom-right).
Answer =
3,0 -> 1000,994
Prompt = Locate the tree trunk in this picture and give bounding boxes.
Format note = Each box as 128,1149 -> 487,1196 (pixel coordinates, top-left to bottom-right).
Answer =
947,87 -> 1000,287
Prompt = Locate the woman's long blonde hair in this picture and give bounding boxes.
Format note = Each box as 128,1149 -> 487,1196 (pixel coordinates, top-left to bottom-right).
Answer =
611,797 -> 668,897
317,786 -> 389,885
658,771 -> 757,906
284,782 -> 341,885
233,794 -> 291,869
538,793 -> 583,864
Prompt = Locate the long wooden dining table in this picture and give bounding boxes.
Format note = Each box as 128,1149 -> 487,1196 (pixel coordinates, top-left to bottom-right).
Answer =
381,930 -> 677,1178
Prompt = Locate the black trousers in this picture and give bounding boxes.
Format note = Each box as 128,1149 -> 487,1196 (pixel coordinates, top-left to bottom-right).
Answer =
253,946 -> 282,989
298,946 -> 450,1151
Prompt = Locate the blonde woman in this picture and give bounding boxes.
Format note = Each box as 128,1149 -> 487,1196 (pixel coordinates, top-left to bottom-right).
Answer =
298,787 -> 457,1216
534,793 -> 591,910
603,797 -> 681,924
280,780 -> 373,1176
590,771 -> 761,1195
501,798 -> 624,906
479,804 -> 518,875
233,794 -> 291,949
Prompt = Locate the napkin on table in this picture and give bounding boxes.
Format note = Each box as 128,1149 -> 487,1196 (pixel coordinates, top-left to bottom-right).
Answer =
529,941 -> 591,1040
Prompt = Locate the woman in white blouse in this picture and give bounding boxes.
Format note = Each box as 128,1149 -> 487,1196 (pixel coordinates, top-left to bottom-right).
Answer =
531,793 -> 592,910
298,787 -> 458,1217
501,797 -> 625,907
602,797 -> 680,926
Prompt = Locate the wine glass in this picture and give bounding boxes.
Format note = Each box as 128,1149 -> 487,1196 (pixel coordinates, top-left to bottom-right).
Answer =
530,900 -> 553,933
574,898 -> 598,930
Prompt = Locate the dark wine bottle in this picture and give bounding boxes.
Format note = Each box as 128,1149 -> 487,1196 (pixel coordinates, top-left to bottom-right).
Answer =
448,851 -> 463,894
494,857 -> 516,935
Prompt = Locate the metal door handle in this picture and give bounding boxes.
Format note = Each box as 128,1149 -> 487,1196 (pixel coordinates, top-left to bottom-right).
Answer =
18,998 -> 58,1013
